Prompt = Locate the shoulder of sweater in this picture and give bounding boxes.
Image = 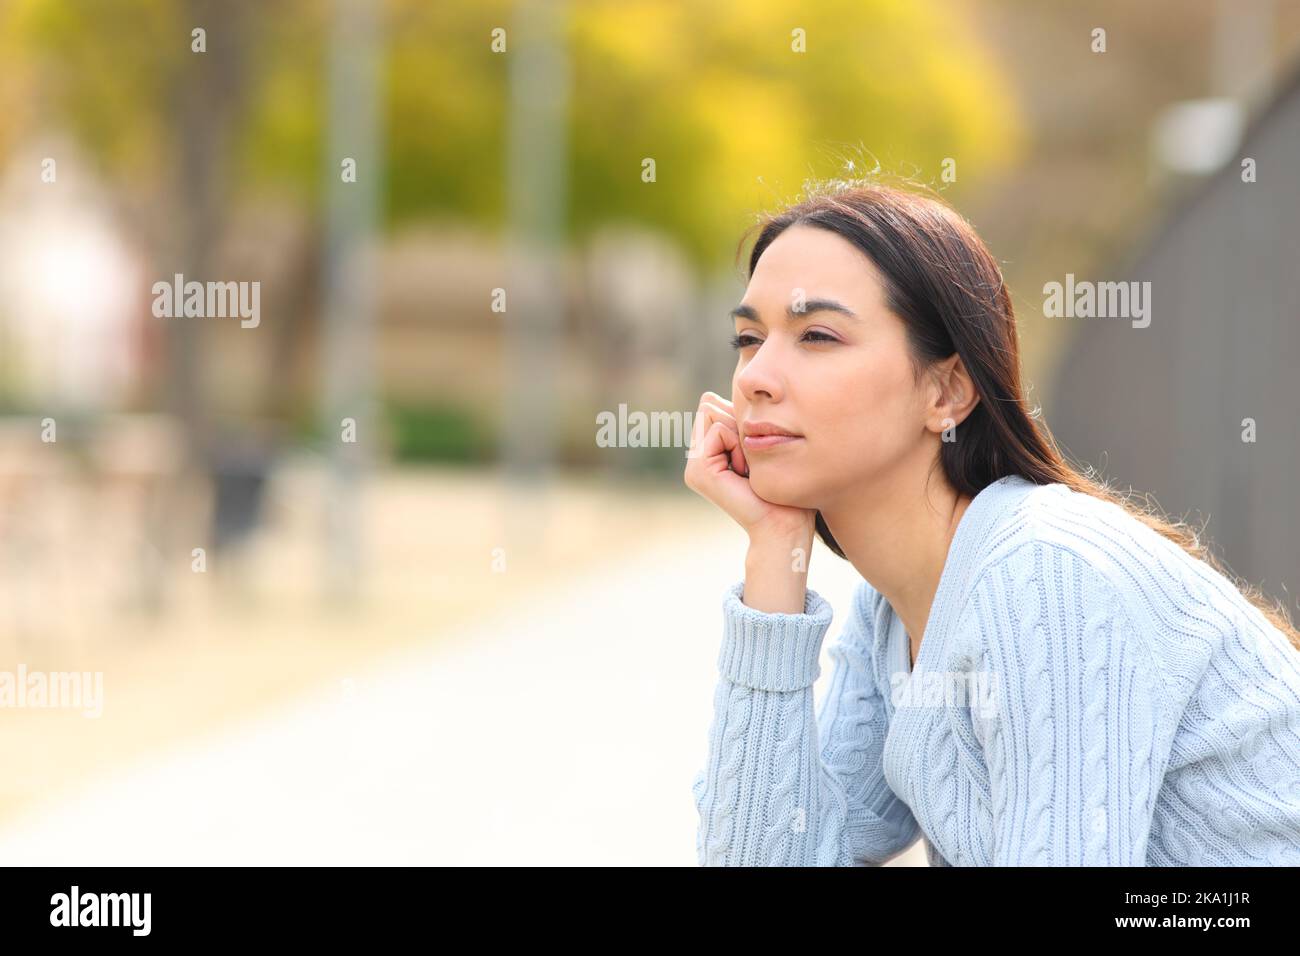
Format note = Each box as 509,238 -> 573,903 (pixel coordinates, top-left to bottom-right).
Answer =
963,479 -> 1229,614
957,480 -> 1249,711
955,510 -> 1178,737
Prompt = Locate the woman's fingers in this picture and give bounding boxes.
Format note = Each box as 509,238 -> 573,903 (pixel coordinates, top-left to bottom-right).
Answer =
700,402 -> 734,429
684,419 -> 728,491
716,418 -> 748,477
691,392 -> 747,475
700,399 -> 748,476
699,404 -> 746,476
689,394 -> 729,452
687,421 -> 746,502
687,401 -> 716,460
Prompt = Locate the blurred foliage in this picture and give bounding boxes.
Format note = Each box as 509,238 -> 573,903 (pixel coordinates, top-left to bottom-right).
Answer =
289,398 -> 492,462
1,0 -> 1024,268
384,399 -> 491,463
0,0 -> 187,182
565,0 -> 1024,262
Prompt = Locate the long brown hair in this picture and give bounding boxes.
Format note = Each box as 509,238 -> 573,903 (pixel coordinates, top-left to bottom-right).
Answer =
737,180 -> 1300,652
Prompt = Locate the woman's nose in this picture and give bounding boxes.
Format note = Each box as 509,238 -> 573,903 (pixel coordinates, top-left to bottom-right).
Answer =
735,342 -> 784,402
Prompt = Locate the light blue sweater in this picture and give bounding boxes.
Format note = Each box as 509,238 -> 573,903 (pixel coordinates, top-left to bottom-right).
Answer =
693,474 -> 1300,865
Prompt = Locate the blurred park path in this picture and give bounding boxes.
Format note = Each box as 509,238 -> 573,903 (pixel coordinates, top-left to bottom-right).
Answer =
0,465 -> 716,829
0,501 -> 925,866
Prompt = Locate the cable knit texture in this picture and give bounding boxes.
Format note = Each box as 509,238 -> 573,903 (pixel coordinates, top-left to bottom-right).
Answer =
692,474 -> 1300,866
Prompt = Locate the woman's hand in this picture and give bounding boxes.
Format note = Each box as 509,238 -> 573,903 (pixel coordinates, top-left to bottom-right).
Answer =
683,391 -> 816,543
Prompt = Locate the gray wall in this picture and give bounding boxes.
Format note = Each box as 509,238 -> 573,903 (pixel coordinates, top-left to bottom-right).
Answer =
1048,74 -> 1300,603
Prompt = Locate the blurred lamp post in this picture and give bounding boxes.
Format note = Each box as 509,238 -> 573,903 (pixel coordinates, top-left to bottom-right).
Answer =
321,0 -> 383,603
501,0 -> 570,558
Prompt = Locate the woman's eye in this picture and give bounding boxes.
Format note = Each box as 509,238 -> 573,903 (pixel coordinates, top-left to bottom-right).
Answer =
729,330 -> 838,351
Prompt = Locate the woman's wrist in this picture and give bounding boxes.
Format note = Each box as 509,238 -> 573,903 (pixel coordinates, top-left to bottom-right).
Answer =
743,531 -> 814,614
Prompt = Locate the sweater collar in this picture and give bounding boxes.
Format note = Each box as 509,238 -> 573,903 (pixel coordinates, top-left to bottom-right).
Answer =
875,473 -> 1043,675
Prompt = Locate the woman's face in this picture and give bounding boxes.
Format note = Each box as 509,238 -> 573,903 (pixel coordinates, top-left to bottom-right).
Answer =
730,224 -> 933,509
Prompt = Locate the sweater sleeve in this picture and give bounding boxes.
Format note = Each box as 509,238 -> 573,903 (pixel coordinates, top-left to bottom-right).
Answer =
692,579 -> 922,866
974,541 -> 1171,866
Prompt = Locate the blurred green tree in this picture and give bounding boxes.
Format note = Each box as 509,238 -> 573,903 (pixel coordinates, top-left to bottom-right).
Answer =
6,0 -> 1024,269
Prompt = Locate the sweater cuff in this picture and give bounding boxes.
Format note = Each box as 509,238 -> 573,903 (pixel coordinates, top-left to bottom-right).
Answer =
718,579 -> 834,691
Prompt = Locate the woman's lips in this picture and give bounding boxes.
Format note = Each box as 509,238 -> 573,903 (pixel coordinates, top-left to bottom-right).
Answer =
742,434 -> 803,450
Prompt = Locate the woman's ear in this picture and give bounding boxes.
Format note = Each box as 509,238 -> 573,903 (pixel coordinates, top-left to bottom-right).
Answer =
928,353 -> 980,432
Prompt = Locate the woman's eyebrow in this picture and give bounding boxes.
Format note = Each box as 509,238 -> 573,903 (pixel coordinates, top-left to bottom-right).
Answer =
728,298 -> 858,324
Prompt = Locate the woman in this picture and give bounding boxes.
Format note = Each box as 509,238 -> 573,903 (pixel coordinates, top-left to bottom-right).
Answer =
684,182 -> 1300,867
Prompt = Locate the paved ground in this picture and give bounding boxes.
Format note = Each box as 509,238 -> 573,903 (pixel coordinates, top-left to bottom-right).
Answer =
0,525 -> 926,865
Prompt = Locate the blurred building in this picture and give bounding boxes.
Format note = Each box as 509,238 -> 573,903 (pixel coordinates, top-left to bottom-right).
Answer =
374,223 -> 719,469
